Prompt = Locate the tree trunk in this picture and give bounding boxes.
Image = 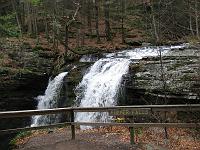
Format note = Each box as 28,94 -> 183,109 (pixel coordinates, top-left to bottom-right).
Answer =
121,0 -> 125,44
52,14 -> 56,50
195,0 -> 199,38
33,7 -> 39,44
87,0 -> 92,35
65,25 -> 69,51
21,1 -> 25,33
159,48 -> 168,139
76,29 -> 81,47
151,2 -> 159,43
94,0 -> 100,43
80,0 -> 85,46
45,16 -> 50,43
188,0 -> 194,36
11,0 -> 22,36
104,0 -> 112,41
27,1 -> 32,35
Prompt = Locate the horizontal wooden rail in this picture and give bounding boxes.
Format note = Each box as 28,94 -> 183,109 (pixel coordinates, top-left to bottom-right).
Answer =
73,122 -> 200,128
0,104 -> 200,141
1,104 -> 199,119
72,104 -> 200,112
1,122 -> 199,134
0,108 -> 72,119
0,122 -> 71,134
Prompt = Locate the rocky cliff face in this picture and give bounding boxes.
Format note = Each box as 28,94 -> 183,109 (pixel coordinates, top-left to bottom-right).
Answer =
63,45 -> 200,106
0,38 -> 57,132
61,62 -> 92,107
0,39 -> 57,110
0,38 -> 57,149
126,45 -> 200,105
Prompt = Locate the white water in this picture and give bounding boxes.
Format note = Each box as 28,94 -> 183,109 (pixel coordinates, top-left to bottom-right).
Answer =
31,72 -> 68,127
75,44 -> 187,129
80,54 -> 99,62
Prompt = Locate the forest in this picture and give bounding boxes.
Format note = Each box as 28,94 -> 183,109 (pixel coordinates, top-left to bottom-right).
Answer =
1,0 -> 200,55
0,0 -> 200,150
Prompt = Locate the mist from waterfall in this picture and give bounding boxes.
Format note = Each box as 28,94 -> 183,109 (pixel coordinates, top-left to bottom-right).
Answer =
31,72 -> 68,127
75,44 -> 187,129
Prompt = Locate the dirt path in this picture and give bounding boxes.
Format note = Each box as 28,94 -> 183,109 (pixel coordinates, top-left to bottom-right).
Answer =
15,127 -> 199,150
15,128 -> 139,150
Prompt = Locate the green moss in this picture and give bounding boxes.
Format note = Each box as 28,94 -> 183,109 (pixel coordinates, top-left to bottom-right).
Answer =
0,67 -> 10,75
72,46 -> 100,55
130,63 -> 144,73
0,53 -> 4,59
168,60 -> 196,71
32,46 -> 45,52
21,42 -> 32,49
171,62 -> 183,70
0,67 -> 19,75
68,68 -> 83,83
180,74 -> 196,81
9,131 -> 32,148
125,39 -> 142,46
0,67 -> 43,79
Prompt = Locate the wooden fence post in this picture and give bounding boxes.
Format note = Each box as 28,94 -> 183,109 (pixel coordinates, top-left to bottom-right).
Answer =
71,109 -> 75,140
129,127 -> 135,145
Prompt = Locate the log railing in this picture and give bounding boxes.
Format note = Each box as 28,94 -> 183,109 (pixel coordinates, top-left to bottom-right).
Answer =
0,104 -> 200,143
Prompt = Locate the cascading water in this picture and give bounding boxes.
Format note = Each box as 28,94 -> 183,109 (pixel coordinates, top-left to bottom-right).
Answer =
76,58 -> 130,125
31,72 -> 68,127
75,44 -> 188,128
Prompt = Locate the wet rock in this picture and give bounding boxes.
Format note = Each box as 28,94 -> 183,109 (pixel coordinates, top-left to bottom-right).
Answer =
0,40 -> 55,111
125,39 -> 142,46
142,42 -> 152,47
127,47 -> 200,104
61,62 -> 92,106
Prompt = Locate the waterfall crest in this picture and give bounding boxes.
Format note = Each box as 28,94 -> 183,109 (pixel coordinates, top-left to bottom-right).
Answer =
31,72 -> 68,127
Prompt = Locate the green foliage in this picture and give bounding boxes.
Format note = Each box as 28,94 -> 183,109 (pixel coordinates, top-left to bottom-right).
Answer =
32,46 -> 44,51
28,0 -> 41,6
0,13 -> 20,37
9,131 -> 32,148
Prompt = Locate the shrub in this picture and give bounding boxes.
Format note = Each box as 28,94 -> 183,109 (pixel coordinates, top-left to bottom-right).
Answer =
0,13 -> 20,37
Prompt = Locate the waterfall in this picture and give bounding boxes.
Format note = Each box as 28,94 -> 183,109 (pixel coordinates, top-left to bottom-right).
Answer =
75,44 -> 187,128
76,58 -> 130,125
31,72 -> 68,127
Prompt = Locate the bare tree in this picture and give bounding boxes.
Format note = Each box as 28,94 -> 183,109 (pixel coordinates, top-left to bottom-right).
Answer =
194,0 -> 199,38
94,0 -> 100,43
188,0 -> 195,36
11,0 -> 22,37
150,1 -> 159,43
104,0 -> 112,41
63,1 -> 81,53
86,0 -> 92,35
121,0 -> 125,44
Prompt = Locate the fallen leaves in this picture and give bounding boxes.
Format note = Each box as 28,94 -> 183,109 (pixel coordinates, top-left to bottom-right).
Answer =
15,126 -> 200,150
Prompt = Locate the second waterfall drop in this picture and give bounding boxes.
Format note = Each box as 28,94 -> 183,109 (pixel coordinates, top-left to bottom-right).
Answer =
31,72 -> 68,127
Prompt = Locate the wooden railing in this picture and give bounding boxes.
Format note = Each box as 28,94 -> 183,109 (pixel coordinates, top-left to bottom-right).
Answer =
0,104 -> 200,143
